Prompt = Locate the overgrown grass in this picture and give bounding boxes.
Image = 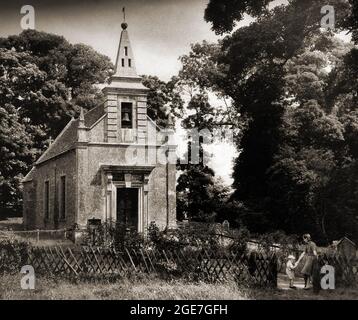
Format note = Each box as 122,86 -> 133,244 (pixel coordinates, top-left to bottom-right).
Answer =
1,274 -> 357,300
0,275 -> 249,300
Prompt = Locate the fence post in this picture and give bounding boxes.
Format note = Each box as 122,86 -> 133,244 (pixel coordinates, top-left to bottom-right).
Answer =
270,254 -> 278,288
36,229 -> 40,242
312,257 -> 321,294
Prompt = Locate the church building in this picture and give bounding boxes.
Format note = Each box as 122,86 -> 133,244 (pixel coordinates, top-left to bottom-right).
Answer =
22,22 -> 177,236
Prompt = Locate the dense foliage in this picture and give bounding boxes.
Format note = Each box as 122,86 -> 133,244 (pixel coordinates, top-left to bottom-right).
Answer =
0,240 -> 29,274
176,0 -> 358,243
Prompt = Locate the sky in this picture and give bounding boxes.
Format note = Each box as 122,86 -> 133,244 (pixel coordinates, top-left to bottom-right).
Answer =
0,0 -> 220,81
0,0 -> 238,185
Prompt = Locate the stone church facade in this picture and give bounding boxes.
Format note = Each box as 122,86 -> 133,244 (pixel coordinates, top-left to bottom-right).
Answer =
22,23 -> 176,234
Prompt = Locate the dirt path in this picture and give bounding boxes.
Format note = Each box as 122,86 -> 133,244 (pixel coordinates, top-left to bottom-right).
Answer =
277,273 -> 305,290
258,273 -> 358,300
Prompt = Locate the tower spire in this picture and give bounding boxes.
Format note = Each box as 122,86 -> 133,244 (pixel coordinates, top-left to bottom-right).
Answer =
103,8 -> 147,93
113,9 -> 138,78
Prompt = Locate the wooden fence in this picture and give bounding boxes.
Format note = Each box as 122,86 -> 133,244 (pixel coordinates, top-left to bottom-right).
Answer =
24,246 -> 278,286
316,254 -> 358,287
1,240 -> 357,287
0,229 -> 70,243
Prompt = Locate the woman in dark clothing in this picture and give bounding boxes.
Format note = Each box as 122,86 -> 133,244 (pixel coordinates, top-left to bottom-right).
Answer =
297,234 -> 317,289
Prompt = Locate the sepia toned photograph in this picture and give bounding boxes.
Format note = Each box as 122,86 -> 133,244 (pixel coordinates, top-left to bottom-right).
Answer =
0,0 -> 357,307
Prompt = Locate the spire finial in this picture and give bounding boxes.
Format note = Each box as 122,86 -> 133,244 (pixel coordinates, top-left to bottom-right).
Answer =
121,7 -> 128,30
78,107 -> 88,141
79,107 -> 85,121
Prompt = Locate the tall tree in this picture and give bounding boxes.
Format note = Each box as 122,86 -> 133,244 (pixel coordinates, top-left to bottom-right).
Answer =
201,0 -> 358,241
141,75 -> 184,127
176,43 -> 234,222
0,30 -> 113,139
176,94 -> 218,222
0,104 -> 35,215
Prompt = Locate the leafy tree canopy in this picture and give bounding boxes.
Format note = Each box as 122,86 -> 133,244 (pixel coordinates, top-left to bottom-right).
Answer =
194,0 -> 358,242
0,30 -> 113,139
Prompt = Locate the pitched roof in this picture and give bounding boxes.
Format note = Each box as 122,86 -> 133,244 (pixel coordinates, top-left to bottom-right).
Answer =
35,104 -> 105,165
336,237 -> 356,247
22,167 -> 36,183
84,104 -> 105,127
36,118 -> 79,165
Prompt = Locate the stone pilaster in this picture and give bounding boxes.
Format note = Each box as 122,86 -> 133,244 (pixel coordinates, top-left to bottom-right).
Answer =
104,94 -> 118,142
77,107 -> 88,143
137,99 -> 147,145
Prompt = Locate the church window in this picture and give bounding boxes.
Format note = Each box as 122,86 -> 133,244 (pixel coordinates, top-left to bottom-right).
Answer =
44,181 -> 50,219
128,59 -> 132,67
121,102 -> 133,129
121,59 -> 125,67
59,176 -> 66,220
124,46 -> 128,56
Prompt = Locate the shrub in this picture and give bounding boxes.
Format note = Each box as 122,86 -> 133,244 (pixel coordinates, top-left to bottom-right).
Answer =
81,220 -> 146,250
148,222 -> 222,251
0,240 -> 29,274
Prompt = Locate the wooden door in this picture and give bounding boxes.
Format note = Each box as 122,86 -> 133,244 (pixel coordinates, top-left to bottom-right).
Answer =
116,188 -> 138,229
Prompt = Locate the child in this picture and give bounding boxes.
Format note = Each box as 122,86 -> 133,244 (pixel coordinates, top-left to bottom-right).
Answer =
286,255 -> 298,289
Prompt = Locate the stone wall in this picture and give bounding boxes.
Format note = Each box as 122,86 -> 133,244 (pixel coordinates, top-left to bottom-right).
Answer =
76,141 -> 176,230
23,181 -> 36,230
24,150 -> 77,230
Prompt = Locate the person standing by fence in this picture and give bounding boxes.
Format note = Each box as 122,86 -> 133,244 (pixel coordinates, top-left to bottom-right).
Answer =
297,234 -> 318,290
286,255 -> 298,289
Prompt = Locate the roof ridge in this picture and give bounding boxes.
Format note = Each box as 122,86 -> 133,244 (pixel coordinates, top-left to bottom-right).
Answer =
147,115 -> 164,131
22,167 -> 36,183
35,118 -> 77,165
84,103 -> 103,119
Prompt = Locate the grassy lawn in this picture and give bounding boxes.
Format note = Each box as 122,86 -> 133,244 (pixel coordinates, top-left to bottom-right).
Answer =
0,274 -> 357,300
0,275 -> 248,300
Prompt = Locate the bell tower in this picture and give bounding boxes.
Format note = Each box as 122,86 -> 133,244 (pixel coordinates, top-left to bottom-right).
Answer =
103,19 -> 148,144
